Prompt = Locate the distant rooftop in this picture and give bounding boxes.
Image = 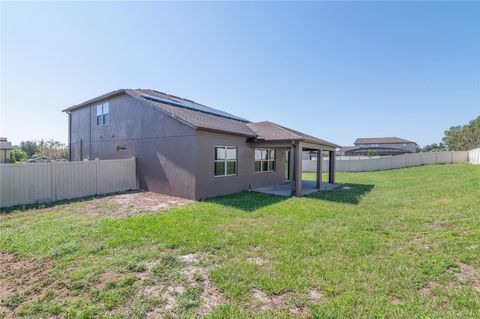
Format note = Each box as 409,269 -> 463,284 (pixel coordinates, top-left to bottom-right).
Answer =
354,137 -> 416,145
0,137 -> 12,150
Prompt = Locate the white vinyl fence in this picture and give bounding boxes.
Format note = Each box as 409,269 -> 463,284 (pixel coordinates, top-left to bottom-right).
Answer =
303,151 -> 470,173
0,158 -> 137,208
469,148 -> 480,164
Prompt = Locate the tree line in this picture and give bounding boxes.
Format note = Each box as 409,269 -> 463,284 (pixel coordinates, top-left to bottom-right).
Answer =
10,140 -> 68,163
419,116 -> 479,152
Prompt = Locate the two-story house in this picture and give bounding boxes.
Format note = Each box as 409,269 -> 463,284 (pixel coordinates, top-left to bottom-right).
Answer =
63,89 -> 339,199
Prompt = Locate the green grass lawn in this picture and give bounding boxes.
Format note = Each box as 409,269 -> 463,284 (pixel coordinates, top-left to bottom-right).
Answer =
1,163 -> 479,318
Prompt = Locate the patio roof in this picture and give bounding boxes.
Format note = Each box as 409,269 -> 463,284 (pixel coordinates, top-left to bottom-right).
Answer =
247,121 -> 339,148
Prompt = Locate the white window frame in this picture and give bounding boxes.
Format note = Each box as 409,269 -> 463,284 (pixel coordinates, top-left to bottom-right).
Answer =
254,148 -> 276,173
214,146 -> 237,177
96,102 -> 109,126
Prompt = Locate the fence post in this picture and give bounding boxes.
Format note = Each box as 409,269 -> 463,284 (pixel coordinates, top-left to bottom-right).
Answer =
50,162 -> 55,202
132,157 -> 137,189
95,158 -> 99,195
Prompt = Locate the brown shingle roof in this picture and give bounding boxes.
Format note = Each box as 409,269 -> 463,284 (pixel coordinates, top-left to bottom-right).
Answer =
129,89 -> 256,137
247,121 -> 338,148
63,89 -> 338,146
354,137 -> 415,145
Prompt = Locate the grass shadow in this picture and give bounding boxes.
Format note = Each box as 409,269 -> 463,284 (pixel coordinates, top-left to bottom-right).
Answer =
308,183 -> 374,204
206,191 -> 289,212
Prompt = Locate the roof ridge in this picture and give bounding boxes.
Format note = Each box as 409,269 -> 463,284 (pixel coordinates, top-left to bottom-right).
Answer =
354,137 -> 415,144
357,136 -> 402,139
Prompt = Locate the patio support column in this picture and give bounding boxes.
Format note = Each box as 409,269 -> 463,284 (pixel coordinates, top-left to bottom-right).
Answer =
316,149 -> 322,189
290,144 -> 296,196
328,150 -> 336,184
294,142 -> 303,196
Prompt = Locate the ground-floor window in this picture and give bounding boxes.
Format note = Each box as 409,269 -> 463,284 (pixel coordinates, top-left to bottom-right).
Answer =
214,146 -> 237,176
255,149 -> 276,173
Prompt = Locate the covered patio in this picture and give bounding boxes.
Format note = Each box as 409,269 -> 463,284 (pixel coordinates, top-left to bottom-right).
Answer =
253,180 -> 338,196
246,121 -> 339,197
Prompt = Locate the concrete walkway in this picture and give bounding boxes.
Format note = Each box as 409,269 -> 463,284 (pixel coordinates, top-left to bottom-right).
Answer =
253,180 -> 338,196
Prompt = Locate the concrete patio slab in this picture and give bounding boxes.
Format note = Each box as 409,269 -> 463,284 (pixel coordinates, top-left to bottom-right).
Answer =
252,180 -> 339,196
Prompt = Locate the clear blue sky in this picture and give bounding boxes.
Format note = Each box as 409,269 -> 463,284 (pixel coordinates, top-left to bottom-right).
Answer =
1,1 -> 479,147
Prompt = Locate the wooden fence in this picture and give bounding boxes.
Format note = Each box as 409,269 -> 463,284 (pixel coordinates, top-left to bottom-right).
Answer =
303,151 -> 470,173
0,158 -> 137,208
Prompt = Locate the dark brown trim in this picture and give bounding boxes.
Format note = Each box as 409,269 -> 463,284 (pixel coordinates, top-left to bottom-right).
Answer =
316,149 -> 322,189
196,127 -> 256,138
328,151 -> 335,184
290,143 -> 297,195
80,139 -> 83,161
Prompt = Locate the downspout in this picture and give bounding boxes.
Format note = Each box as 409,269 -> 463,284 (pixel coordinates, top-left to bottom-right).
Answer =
291,141 -> 296,195
89,105 -> 92,160
67,111 -> 72,161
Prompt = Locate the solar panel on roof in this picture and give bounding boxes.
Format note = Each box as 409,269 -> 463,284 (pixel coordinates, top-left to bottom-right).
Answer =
140,93 -> 250,123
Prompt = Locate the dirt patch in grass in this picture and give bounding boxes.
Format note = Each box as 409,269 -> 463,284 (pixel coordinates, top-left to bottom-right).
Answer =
308,288 -> 324,302
419,279 -> 443,295
455,262 -> 480,290
250,288 -> 308,315
179,253 -> 200,264
143,284 -> 185,318
180,253 -> 226,315
94,271 -> 128,290
0,251 -> 55,315
198,280 -> 226,315
247,286 -> 326,315
419,262 -> 480,296
247,257 -> 267,266
245,246 -> 268,266
389,294 -> 403,304
252,288 -> 286,311
71,191 -> 192,218
141,252 -> 226,318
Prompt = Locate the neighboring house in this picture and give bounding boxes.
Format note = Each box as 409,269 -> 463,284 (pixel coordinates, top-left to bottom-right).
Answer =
336,146 -> 356,156
63,89 -> 338,199
0,138 -> 12,163
341,137 -> 417,156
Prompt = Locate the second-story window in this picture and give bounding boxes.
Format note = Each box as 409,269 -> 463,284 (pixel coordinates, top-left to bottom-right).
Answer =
97,102 -> 109,125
